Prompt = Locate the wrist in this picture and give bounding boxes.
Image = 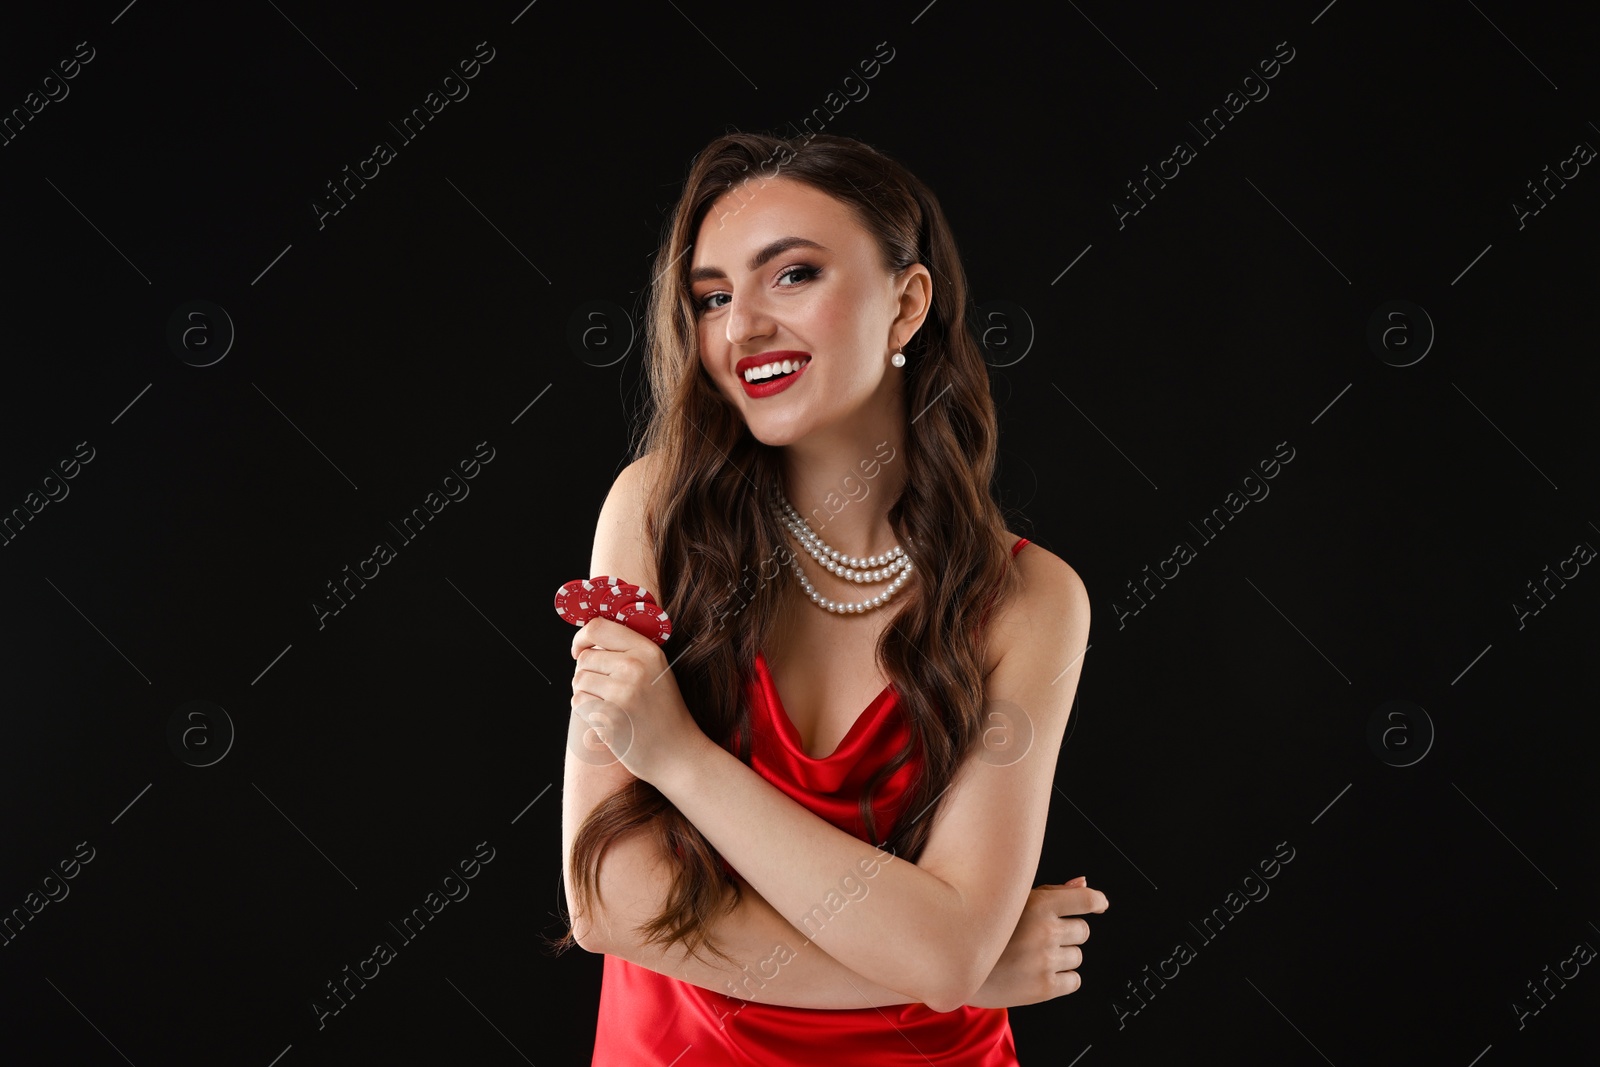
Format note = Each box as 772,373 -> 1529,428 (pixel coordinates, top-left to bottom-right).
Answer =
652,727 -> 723,798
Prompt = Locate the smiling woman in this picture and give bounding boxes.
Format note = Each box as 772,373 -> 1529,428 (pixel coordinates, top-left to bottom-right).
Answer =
557,131 -> 1101,1066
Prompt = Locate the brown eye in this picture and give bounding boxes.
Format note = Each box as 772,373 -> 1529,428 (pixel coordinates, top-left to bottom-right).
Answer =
777,265 -> 820,286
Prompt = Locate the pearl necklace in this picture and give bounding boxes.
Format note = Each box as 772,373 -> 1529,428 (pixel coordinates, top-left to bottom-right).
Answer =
773,494 -> 914,614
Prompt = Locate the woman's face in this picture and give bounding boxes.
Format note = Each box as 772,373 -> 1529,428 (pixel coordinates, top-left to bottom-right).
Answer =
689,177 -> 926,446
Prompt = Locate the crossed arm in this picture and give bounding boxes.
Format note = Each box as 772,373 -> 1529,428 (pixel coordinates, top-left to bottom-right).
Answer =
563,747 -> 924,1009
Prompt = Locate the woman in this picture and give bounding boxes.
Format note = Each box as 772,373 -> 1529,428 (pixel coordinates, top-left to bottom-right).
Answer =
560,131 -> 1102,1065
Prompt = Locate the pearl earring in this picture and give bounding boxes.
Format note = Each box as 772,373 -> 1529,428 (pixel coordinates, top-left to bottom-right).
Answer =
890,348 -> 906,368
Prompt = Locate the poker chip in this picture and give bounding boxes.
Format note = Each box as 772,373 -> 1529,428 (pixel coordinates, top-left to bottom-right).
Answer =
554,578 -> 602,626
553,575 -> 671,643
614,599 -> 672,643
594,577 -> 653,617
587,576 -> 620,616
591,576 -> 633,617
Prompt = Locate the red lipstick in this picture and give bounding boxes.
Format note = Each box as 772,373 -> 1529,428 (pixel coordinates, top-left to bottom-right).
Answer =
737,350 -> 811,399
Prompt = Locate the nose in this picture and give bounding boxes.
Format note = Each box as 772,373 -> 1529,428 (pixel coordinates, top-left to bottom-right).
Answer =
724,289 -> 776,348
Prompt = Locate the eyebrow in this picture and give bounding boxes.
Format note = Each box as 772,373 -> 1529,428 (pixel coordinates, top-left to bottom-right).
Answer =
688,236 -> 832,284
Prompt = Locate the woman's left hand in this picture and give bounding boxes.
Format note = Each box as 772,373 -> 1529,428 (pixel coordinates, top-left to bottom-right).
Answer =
967,876 -> 1107,1008
569,616 -> 703,786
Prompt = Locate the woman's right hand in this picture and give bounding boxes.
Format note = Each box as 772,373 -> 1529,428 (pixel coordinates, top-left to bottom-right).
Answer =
966,876 -> 1109,1009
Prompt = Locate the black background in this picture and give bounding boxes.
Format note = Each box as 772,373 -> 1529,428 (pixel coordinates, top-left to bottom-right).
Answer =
2,1 -> 1596,1064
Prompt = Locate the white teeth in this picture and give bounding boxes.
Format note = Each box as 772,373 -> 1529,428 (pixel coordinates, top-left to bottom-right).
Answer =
743,357 -> 808,383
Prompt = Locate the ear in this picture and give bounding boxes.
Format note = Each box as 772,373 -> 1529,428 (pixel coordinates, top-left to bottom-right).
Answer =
891,263 -> 934,351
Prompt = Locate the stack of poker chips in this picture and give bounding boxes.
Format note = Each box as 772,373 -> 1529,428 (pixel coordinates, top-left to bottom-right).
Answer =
553,576 -> 672,644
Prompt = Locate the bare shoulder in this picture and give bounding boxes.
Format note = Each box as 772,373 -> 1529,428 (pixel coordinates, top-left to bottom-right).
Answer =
589,452 -> 662,597
987,533 -> 1090,674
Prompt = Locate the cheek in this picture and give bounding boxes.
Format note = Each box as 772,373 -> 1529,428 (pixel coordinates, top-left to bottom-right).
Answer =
698,339 -> 729,389
838,294 -> 889,352
812,296 -> 860,337
808,300 -> 873,371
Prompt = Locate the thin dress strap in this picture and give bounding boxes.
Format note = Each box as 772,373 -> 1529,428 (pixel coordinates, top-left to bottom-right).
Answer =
977,537 -> 1030,632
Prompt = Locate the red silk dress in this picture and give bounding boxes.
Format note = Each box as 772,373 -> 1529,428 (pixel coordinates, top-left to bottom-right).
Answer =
590,538 -> 1032,1065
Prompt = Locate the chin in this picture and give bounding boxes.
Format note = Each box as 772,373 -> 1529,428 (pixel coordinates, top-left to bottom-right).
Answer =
745,417 -> 809,448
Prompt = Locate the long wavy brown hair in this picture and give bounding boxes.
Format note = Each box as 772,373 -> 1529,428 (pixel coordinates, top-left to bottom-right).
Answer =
559,131 -> 1022,963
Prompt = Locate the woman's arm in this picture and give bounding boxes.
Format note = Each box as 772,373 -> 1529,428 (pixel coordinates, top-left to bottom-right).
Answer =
561,456 -> 918,1009
562,735 -> 920,1008
564,747 -> 1099,1012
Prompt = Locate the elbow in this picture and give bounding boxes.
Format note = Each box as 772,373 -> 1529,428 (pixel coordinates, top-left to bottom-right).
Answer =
918,948 -> 986,1014
569,910 -> 613,955
923,991 -> 968,1015
563,878 -> 613,955
563,854 -> 626,956
923,982 -> 978,1015
575,932 -> 611,956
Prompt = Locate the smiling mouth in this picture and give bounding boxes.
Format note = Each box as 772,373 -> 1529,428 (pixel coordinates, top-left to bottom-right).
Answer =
742,356 -> 811,383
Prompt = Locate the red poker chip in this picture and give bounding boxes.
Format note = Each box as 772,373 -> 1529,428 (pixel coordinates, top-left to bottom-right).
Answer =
614,599 -> 672,643
587,576 -> 622,616
594,577 -> 652,617
554,578 -> 603,626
